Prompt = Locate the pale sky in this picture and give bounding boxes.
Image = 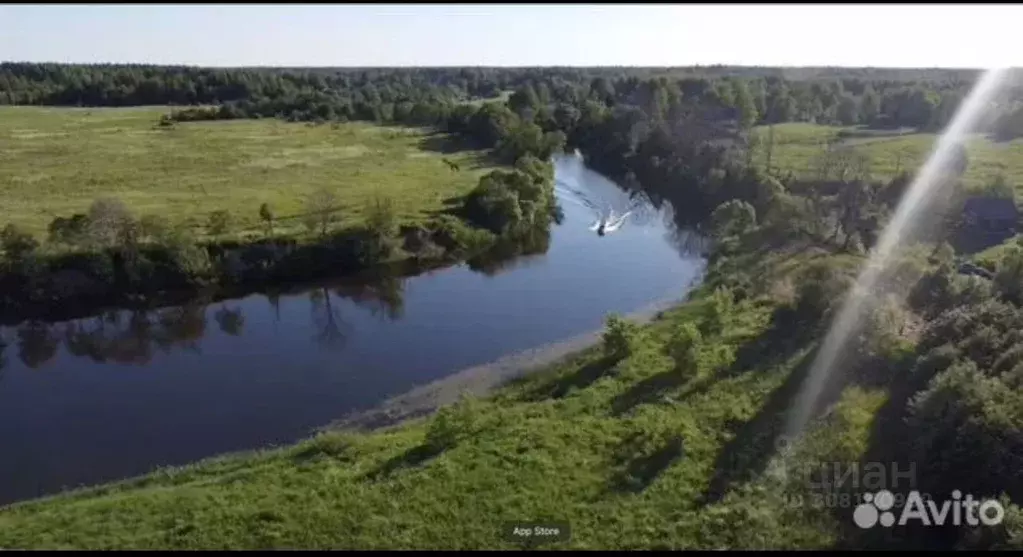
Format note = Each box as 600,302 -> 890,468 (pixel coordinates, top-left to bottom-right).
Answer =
1,4 -> 1020,68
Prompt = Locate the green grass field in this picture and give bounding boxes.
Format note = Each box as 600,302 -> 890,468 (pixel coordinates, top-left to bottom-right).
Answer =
754,122 -> 1023,191
0,106 -> 496,240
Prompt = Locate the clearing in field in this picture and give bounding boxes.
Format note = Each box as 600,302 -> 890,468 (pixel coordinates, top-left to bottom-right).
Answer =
753,122 -> 1023,192
0,106 -> 496,239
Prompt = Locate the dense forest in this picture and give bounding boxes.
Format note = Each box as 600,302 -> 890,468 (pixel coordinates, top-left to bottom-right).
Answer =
2,63 -> 1023,549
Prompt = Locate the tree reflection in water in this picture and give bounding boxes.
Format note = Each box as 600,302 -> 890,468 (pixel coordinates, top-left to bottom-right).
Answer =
16,321 -> 60,370
308,287 -> 349,351
332,274 -> 406,322
266,290 -> 282,329
57,304 -> 209,366
214,305 -> 245,337
0,334 -> 7,381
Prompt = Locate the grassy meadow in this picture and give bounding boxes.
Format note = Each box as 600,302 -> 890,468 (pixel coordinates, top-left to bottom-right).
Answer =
0,106 -> 495,240
753,122 -> 1023,191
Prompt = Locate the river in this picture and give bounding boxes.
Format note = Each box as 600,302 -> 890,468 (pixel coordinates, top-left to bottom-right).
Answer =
0,153 -> 706,506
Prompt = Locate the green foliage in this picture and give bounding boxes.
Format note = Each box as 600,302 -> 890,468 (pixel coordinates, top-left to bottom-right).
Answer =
47,214 -> 91,247
206,210 -> 233,237
365,197 -> 399,239
702,287 -> 736,336
303,189 -> 340,238
463,168 -> 553,234
602,313 -> 640,361
994,244 -> 1023,304
424,393 -> 482,452
981,173 -> 1016,200
709,200 -> 757,240
666,322 -> 702,377
139,214 -> 171,243
258,203 -> 275,237
361,197 -> 401,263
160,227 -> 214,282
732,80 -> 759,129
790,259 -> 854,324
907,263 -> 957,316
906,360 -> 1023,499
1,223 -> 39,263
860,298 -> 913,361
87,197 -> 135,248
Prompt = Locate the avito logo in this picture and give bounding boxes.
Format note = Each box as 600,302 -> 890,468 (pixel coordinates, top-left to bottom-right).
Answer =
853,489 -> 1004,529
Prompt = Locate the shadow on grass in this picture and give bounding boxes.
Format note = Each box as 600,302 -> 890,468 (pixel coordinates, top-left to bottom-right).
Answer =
830,352 -> 952,550
725,308 -> 822,378
610,369 -> 686,416
698,348 -> 816,506
417,132 -> 478,155
363,443 -> 448,481
609,432 -> 686,493
516,355 -> 619,402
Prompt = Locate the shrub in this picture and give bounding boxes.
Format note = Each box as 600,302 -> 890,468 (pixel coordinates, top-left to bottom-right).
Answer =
47,213 -> 91,247
603,314 -> 640,361
258,203 -> 275,236
791,259 -> 855,324
463,169 -> 552,234
709,199 -> 757,240
303,189 -> 340,237
1,224 -> 39,263
87,197 -> 135,248
139,214 -> 171,243
431,215 -> 496,255
424,393 -> 481,451
206,210 -> 233,237
906,360 -> 1023,500
666,322 -> 703,377
994,244 -> 1023,304
702,286 -> 735,336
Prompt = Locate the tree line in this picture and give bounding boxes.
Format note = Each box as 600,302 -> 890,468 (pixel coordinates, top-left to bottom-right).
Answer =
6,62 -> 1023,134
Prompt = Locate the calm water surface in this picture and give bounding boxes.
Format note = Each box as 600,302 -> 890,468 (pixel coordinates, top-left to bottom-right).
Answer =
0,154 -> 705,505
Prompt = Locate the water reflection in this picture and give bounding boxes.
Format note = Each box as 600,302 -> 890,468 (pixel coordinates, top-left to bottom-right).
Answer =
0,336 -> 7,378
2,274 -> 419,368
333,274 -> 406,321
214,306 -> 245,337
60,305 -> 207,365
308,287 -> 351,350
466,225 -> 552,277
16,321 -> 60,370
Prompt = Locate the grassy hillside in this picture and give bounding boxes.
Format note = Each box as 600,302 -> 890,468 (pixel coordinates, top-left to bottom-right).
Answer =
754,123 -> 1023,191
0,106 -> 494,240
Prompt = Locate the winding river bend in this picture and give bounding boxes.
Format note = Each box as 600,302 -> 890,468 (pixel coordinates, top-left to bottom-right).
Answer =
0,154 -> 706,506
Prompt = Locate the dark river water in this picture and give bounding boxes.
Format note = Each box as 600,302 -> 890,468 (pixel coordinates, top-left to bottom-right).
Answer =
0,154 -> 706,506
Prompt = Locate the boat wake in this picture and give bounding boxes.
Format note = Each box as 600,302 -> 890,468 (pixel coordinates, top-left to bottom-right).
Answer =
554,153 -> 651,236
589,208 -> 634,236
